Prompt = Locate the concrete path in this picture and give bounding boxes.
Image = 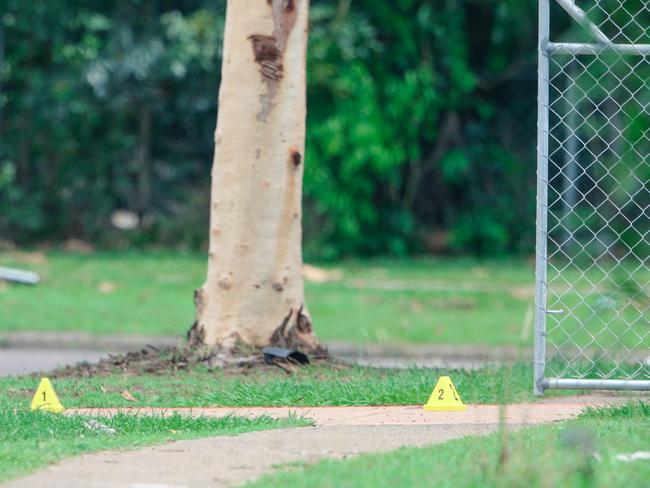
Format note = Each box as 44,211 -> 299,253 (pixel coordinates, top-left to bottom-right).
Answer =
3,398 -> 624,488
0,348 -> 116,376
3,425 -> 499,488
67,400 -> 615,426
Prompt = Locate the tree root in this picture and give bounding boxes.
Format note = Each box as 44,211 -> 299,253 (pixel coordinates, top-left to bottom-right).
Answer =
269,305 -> 328,358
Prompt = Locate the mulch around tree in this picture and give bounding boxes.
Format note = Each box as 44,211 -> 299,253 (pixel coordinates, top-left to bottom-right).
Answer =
49,344 -> 335,378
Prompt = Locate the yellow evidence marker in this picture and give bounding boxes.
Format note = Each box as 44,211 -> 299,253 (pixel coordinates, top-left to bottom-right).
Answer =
30,378 -> 65,413
423,376 -> 467,411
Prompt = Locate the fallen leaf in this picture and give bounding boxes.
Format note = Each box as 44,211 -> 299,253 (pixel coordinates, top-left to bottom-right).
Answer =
100,385 -> 107,393
98,281 -> 117,294
12,251 -> 48,265
510,286 -> 535,300
302,264 -> 343,283
120,390 -> 137,402
62,238 -> 95,253
471,267 -> 490,278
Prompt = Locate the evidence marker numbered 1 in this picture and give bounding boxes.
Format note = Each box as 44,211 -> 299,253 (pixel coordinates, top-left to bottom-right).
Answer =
30,377 -> 65,413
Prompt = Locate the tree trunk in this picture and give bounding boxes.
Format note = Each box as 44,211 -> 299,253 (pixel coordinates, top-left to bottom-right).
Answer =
190,0 -> 324,355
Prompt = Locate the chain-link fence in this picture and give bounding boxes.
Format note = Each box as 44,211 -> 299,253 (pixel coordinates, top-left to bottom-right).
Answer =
535,0 -> 649,393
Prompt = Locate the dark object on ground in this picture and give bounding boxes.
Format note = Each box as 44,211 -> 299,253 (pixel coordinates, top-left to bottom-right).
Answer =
262,347 -> 310,366
0,267 -> 40,285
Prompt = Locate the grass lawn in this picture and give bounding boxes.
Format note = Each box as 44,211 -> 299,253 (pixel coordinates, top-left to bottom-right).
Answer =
249,401 -> 650,488
0,410 -> 307,483
0,251 -> 537,346
0,251 -> 557,346
1,251 -> 645,349
0,363 -> 577,410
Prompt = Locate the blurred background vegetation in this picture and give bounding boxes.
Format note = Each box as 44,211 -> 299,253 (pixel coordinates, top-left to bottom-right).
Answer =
0,0 -> 646,353
4,0 -> 645,261
0,0 -> 543,258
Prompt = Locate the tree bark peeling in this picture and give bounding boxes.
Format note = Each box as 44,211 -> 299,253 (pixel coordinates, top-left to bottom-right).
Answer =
249,0 -> 299,121
269,305 -> 327,356
248,34 -> 283,81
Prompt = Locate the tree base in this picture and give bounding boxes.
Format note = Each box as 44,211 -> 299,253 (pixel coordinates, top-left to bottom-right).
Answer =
186,303 -> 327,359
269,305 -> 328,358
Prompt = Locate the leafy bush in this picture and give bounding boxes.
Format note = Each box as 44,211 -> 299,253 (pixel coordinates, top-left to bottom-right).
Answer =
2,1 -> 642,258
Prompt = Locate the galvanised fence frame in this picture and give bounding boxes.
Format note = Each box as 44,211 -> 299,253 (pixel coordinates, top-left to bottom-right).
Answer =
535,0 -> 649,394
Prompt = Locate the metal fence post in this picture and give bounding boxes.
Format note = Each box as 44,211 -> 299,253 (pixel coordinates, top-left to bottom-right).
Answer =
534,0 -> 550,396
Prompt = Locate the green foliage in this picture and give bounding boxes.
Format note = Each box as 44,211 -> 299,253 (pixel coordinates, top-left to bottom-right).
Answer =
0,0 -> 223,246
2,1 -> 643,257
580,401 -> 650,420
304,0 -> 538,257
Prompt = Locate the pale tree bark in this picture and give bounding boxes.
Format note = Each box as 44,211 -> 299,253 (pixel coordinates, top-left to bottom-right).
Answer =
189,0 -> 324,355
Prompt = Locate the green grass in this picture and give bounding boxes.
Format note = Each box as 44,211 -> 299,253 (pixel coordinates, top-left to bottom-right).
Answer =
249,402 -> 650,488
0,410 -> 307,483
0,363 -> 577,410
0,251 -> 544,346
1,251 -> 645,347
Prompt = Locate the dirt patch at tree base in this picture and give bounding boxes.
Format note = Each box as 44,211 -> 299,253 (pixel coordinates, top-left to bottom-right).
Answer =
49,345 -> 335,378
